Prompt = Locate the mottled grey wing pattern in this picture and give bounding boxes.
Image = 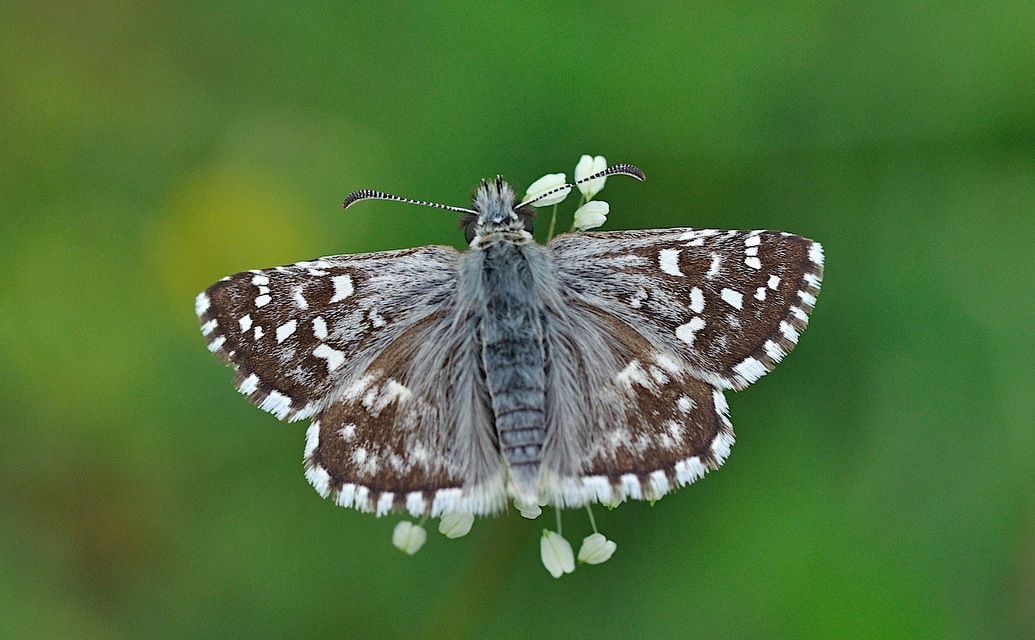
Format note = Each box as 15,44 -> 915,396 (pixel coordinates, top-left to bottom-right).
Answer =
549,228 -> 824,391
196,246 -> 460,421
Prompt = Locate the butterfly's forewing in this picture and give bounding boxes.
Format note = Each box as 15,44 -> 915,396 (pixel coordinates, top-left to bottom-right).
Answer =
196,246 -> 460,421
549,228 -> 823,391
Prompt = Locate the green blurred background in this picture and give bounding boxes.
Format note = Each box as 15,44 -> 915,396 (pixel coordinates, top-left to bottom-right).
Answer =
2,2 -> 1033,638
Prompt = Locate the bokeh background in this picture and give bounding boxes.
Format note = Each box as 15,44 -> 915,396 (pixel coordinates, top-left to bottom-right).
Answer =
2,2 -> 1033,638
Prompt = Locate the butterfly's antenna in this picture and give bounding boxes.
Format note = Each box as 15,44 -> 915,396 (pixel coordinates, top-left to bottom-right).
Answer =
343,189 -> 477,215
521,163 -> 646,207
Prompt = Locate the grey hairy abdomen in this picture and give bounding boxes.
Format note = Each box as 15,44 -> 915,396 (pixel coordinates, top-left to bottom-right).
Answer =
468,239 -> 548,489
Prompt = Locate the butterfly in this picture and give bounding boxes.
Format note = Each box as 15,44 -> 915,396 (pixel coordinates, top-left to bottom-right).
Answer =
196,163 -> 823,520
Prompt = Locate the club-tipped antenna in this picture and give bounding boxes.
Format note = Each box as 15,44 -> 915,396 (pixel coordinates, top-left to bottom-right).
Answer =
343,189 -> 477,215
521,163 -> 646,207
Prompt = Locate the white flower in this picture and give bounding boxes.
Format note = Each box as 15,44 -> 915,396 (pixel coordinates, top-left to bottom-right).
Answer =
392,521 -> 427,555
577,533 -> 617,565
575,155 -> 607,199
523,173 -> 571,207
438,512 -> 474,538
572,200 -> 609,231
540,530 -> 575,578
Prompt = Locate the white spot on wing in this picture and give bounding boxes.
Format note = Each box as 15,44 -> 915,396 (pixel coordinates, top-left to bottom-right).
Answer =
276,319 -> 297,343
239,373 -> 259,395
711,427 -> 735,461
253,325 -> 264,340
780,320 -> 800,344
764,339 -> 785,361
754,287 -> 767,301
649,471 -> 669,496
720,288 -> 744,310
255,295 -> 271,308
330,274 -> 354,303
313,343 -> 346,371
201,319 -> 218,336
674,457 -> 707,485
292,286 -> 309,309
339,423 -> 356,441
195,292 -> 210,316
305,464 -> 330,498
654,352 -> 681,373
238,314 -> 253,332
368,308 -> 386,328
304,421 -> 320,459
675,316 -> 706,345
706,253 -> 722,278
259,390 -> 293,419
744,235 -> 761,246
312,316 -> 328,340
768,275 -> 781,290
745,257 -> 762,269
207,335 -> 225,352
809,242 -> 824,266
733,357 -> 767,384
677,395 -> 695,413
689,287 -> 705,314
383,379 -> 413,403
659,249 -> 684,276
375,492 -> 394,517
616,360 -> 650,387
251,274 -> 269,286
406,492 -> 426,517
620,474 -> 642,500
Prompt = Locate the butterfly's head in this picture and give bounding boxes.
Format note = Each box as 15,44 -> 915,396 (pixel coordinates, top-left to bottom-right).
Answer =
462,176 -> 535,244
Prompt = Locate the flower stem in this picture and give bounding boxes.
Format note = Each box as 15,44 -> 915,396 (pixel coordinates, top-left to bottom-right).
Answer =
585,505 -> 599,534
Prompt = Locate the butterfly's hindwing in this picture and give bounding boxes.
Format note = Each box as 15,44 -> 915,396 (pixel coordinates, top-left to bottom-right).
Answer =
304,308 -> 508,518
538,299 -> 734,507
549,228 -> 824,391
196,246 -> 460,421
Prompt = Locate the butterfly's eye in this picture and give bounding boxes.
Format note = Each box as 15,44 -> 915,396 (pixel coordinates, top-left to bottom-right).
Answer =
517,205 -> 536,234
459,213 -> 478,243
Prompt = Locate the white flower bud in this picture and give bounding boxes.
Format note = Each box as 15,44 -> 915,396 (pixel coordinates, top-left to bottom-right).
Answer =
575,155 -> 607,199
540,530 -> 575,578
523,173 -> 571,206
392,521 -> 427,555
514,498 -> 543,519
438,512 -> 474,538
577,532 -> 617,565
573,200 -> 609,231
